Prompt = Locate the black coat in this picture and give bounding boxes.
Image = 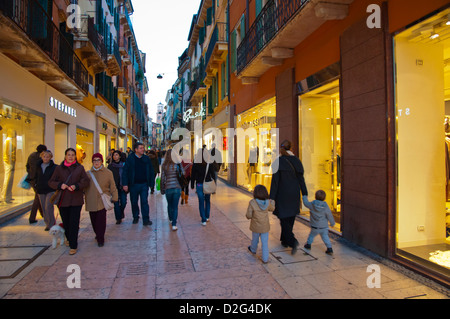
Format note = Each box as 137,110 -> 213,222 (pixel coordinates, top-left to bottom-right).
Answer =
269,155 -> 308,219
34,160 -> 57,194
190,163 -> 215,189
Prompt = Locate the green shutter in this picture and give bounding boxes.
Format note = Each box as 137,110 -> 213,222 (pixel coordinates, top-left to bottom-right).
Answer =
206,7 -> 212,26
240,14 -> 245,41
256,0 -> 263,17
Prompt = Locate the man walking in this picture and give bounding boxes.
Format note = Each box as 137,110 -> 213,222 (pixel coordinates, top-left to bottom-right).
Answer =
26,144 -> 47,224
122,142 -> 155,225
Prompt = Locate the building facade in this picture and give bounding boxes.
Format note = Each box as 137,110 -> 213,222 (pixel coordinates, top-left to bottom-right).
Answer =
0,0 -> 148,221
228,0 -> 450,286
160,0 -> 450,287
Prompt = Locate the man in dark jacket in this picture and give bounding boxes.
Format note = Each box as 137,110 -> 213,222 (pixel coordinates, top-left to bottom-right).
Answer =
26,144 -> 47,224
122,142 -> 155,225
270,140 -> 308,255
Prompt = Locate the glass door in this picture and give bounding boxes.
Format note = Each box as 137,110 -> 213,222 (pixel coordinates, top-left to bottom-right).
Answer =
299,80 -> 341,232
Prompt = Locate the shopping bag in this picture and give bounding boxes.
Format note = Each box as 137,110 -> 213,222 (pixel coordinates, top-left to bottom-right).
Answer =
18,173 -> 31,190
156,176 -> 161,191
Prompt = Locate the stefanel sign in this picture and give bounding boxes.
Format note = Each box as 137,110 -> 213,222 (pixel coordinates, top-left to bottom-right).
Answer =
49,96 -> 77,118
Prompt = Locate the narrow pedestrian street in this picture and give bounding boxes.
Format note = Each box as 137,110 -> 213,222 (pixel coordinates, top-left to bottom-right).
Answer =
0,180 -> 448,300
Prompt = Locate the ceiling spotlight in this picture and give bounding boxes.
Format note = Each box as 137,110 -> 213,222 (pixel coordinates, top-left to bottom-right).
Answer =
430,31 -> 439,39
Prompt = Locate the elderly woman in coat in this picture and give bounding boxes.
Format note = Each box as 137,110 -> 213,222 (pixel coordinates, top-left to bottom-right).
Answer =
269,140 -> 308,255
85,153 -> 118,247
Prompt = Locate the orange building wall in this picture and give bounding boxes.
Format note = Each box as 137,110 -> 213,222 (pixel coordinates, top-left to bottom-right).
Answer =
230,0 -> 449,115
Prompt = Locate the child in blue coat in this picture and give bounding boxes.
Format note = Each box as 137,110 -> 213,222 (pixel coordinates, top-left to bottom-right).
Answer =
302,190 -> 335,255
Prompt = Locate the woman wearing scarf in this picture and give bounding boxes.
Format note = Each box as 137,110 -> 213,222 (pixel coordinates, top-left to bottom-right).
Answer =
48,148 -> 90,255
85,153 -> 118,247
107,150 -> 127,224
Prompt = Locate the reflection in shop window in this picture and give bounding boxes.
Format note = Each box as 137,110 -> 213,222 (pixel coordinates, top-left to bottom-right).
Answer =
0,102 -> 44,218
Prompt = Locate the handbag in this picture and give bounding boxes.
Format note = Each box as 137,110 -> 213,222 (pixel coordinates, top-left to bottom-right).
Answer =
50,172 -> 74,206
202,163 -> 216,195
176,164 -> 189,189
88,171 -> 115,211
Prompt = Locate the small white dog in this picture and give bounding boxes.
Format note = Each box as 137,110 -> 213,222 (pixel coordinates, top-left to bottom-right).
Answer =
49,223 -> 65,249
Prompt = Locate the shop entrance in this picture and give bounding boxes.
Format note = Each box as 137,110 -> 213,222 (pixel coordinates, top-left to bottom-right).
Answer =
54,120 -> 68,164
298,80 -> 341,232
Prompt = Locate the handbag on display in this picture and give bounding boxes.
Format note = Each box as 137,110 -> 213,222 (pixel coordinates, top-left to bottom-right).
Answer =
88,171 -> 115,211
202,163 -> 216,195
176,164 -> 189,189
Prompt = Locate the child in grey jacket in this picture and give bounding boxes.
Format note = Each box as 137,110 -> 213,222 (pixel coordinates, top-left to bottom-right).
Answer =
302,190 -> 335,255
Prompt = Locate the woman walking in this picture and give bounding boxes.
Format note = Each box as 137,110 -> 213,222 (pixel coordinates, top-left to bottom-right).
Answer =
85,153 -> 118,246
269,140 -> 308,255
107,150 -> 127,224
190,149 -> 216,226
33,150 -> 57,230
160,149 -> 183,231
48,148 -> 90,255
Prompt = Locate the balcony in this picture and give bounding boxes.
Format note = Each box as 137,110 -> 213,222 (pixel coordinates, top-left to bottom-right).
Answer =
0,0 -> 89,99
189,66 -> 207,106
96,72 -> 118,110
236,0 -> 353,83
72,15 -> 107,74
106,40 -> 121,76
204,22 -> 228,87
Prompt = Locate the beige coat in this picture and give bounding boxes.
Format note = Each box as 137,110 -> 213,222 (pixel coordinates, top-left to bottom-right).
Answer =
84,166 -> 118,212
246,199 -> 275,233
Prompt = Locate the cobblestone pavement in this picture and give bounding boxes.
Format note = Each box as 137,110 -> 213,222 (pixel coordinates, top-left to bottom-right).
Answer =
0,180 -> 448,299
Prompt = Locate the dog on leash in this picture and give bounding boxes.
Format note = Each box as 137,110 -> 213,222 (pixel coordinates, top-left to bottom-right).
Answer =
49,223 -> 65,249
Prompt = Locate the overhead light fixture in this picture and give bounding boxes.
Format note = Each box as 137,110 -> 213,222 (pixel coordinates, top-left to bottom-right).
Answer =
430,31 -> 439,39
157,74 -> 163,79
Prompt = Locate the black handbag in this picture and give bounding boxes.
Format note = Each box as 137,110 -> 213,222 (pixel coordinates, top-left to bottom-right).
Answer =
176,164 -> 189,188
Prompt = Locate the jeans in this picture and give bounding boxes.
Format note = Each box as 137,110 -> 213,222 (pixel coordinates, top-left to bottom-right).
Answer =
306,227 -> 332,249
196,183 -> 210,223
129,183 -> 150,222
250,232 -> 269,263
113,189 -> 127,221
165,188 -> 181,226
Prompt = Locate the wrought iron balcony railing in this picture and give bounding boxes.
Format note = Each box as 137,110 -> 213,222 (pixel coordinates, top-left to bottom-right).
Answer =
236,0 -> 310,75
205,22 -> 227,68
0,0 -> 89,94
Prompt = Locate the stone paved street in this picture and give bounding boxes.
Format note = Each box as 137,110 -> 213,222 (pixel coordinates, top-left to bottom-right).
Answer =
0,180 -> 449,299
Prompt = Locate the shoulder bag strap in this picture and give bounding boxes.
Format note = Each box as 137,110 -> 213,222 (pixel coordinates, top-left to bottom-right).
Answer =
203,163 -> 209,183
283,156 -> 296,174
88,171 -> 103,195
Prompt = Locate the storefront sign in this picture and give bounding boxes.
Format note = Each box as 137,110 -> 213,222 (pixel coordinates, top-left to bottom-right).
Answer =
49,97 -> 77,118
183,107 -> 205,123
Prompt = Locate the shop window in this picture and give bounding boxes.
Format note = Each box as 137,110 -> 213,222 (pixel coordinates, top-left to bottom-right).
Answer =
76,128 -> 94,170
0,102 -> 44,219
394,8 -> 450,277
298,80 -> 341,233
236,97 -> 276,193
